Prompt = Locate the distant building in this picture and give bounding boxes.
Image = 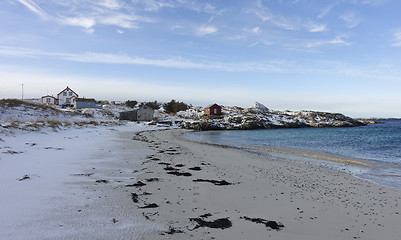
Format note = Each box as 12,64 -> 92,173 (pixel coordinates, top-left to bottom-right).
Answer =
119,106 -> 154,121
204,103 -> 222,116
57,86 -> 78,107
41,95 -> 57,105
75,98 -> 102,109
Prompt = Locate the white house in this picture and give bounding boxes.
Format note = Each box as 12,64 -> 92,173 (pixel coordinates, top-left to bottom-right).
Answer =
41,95 -> 57,105
57,86 -> 78,107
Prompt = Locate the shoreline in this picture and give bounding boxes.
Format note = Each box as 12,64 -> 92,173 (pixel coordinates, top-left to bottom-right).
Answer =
136,129 -> 401,239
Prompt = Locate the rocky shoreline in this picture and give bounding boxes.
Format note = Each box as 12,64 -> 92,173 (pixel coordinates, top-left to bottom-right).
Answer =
178,107 -> 366,131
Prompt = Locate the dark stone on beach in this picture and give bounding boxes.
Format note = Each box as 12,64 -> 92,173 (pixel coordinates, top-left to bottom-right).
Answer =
193,179 -> 232,186
126,181 -> 146,187
165,227 -> 184,235
158,162 -> 171,166
190,217 -> 232,230
146,178 -> 159,182
4,150 -> 22,154
131,193 -> 139,203
199,213 -> 212,218
70,173 -> 94,177
142,212 -> 158,220
167,171 -> 192,177
175,164 -> 185,167
189,166 -> 202,171
96,179 -> 109,183
241,216 -> 284,230
18,174 -> 30,181
139,203 -> 159,209
164,166 -> 180,171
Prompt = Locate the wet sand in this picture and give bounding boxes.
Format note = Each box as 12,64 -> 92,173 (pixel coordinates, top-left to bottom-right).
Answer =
135,129 -> 401,240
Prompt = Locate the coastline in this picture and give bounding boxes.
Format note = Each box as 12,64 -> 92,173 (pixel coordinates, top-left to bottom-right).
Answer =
137,129 -> 401,239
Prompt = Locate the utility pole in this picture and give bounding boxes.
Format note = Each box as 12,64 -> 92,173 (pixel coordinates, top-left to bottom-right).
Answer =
21,84 -> 24,100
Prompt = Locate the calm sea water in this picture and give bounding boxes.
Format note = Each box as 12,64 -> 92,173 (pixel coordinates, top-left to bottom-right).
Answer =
185,119 -> 401,191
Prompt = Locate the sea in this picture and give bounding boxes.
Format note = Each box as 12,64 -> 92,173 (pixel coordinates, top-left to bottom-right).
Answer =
185,119 -> 401,191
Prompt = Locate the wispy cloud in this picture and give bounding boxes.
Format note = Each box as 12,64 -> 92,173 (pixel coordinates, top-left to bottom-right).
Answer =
317,5 -> 334,19
308,23 -> 327,33
0,46 -> 287,72
391,30 -> 401,47
340,12 -> 362,28
196,25 -> 218,36
95,0 -> 122,10
14,0 -> 154,33
16,0 -> 48,19
139,0 -> 175,12
306,35 -> 351,48
61,17 -> 96,29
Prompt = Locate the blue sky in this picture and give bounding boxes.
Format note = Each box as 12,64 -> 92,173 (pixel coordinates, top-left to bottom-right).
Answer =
1,0 -> 401,117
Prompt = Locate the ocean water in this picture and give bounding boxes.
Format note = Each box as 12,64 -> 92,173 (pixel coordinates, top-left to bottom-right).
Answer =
185,119 -> 401,191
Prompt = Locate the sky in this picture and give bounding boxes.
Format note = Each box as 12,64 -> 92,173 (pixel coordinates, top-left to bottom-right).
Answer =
0,0 -> 401,117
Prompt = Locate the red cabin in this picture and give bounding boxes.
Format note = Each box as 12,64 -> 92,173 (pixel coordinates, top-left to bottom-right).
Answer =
204,103 -> 222,116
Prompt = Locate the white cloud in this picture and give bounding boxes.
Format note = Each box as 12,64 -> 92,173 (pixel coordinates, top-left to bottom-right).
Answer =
99,14 -> 141,29
340,12 -> 362,28
61,17 -> 96,29
196,26 -> 218,36
391,30 -> 401,47
306,35 -> 351,48
140,0 -> 175,11
16,0 -> 48,19
317,5 -> 334,19
95,0 -> 122,10
252,26 -> 261,34
309,24 -> 327,33
248,8 -> 272,22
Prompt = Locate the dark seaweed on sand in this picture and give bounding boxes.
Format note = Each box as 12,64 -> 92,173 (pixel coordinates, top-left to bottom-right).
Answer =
189,166 -> 202,171
193,179 -> 232,186
139,203 -> 159,209
126,181 -> 146,187
190,217 -> 232,230
241,216 -> 284,230
131,193 -> 139,203
167,171 -> 192,177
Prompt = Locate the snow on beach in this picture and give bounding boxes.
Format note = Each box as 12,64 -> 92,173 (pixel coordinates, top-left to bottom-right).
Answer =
0,100 -> 166,239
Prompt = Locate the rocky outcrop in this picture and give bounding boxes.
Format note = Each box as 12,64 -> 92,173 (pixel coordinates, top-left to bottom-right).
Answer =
179,108 -> 366,131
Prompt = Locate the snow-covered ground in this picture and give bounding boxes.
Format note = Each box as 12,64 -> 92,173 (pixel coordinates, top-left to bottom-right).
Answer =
0,100 -> 172,239
0,123 -> 166,239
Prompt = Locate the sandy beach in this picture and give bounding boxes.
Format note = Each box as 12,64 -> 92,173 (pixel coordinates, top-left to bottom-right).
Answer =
136,129 -> 401,240
1,126 -> 401,239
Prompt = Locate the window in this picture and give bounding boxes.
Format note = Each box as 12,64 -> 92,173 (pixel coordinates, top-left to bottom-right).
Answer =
214,108 -> 217,114
46,98 -> 51,103
69,92 -> 72,96
63,92 -> 67,96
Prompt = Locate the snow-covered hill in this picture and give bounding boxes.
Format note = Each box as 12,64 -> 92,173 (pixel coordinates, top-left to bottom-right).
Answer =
178,103 -> 365,131
0,99 -> 366,134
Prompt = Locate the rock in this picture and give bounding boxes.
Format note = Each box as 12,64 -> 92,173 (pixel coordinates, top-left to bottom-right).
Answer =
252,102 -> 269,111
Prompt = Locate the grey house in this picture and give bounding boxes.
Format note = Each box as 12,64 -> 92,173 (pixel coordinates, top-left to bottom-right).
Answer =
119,106 -> 154,121
74,98 -> 103,109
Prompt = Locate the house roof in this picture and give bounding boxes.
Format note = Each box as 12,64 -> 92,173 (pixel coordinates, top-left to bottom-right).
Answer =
75,98 -> 96,102
57,86 -> 78,97
41,95 -> 57,99
205,103 -> 221,109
